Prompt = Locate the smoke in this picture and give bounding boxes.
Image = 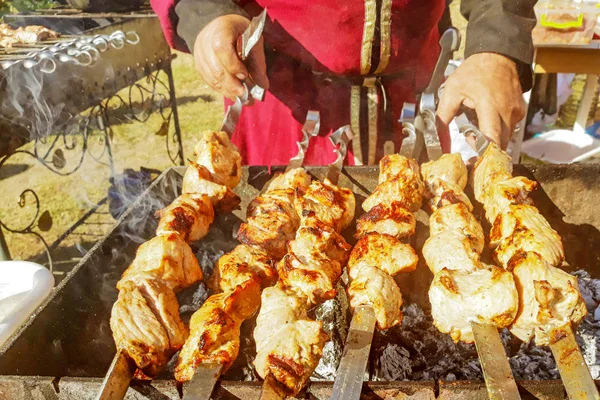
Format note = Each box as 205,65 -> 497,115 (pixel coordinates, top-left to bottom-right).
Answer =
0,63 -> 65,141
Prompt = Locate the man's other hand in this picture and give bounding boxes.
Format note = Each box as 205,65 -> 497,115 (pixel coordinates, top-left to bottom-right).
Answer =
193,15 -> 269,100
437,53 -> 526,150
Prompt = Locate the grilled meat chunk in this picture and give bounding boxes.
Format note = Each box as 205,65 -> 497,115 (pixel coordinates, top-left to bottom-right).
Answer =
238,189 -> 300,259
0,23 -> 59,48
429,203 -> 484,254
471,142 -> 514,202
266,167 -> 311,193
355,201 -> 416,239
182,160 -> 241,213
347,233 -> 418,279
347,265 -> 403,330
193,130 -> 242,189
422,229 -> 481,275
480,176 -> 537,223
491,205 -> 564,269
118,233 -> 202,292
378,154 -> 422,186
509,252 -> 586,345
429,265 -> 518,343
253,285 -> 328,396
278,216 -> 351,303
110,277 -> 187,377
295,178 -> 356,232
175,278 -> 261,382
212,244 -> 276,291
422,153 -> 468,190
362,171 -> 424,213
156,194 -> 214,242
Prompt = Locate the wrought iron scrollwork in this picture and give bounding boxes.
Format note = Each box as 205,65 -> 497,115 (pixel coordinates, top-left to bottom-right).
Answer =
0,64 -> 184,269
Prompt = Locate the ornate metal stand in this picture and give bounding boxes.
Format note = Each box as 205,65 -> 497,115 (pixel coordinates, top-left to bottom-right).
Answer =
0,36 -> 184,271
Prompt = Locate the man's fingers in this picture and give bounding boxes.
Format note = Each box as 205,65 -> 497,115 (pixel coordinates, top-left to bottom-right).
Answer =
436,83 -> 463,127
246,37 -> 270,90
475,101 -> 503,147
204,49 -> 245,99
212,32 -> 249,80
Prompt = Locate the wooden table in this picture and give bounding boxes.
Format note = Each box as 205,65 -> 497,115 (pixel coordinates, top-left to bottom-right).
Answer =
533,41 -> 600,138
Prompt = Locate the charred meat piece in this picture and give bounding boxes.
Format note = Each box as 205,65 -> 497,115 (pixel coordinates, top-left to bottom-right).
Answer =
193,130 -> 242,189
422,229 -> 481,275
429,202 -> 484,254
265,167 -> 311,194
347,265 -> 403,330
509,252 -> 586,345
253,285 -> 328,396
212,244 -> 276,292
182,160 -> 241,213
118,233 -> 202,292
491,205 -> 564,269
238,189 -> 300,259
156,194 -> 214,242
429,265 -> 518,343
355,201 -> 416,239
110,277 -> 188,377
175,278 -> 261,382
347,233 -> 418,279
295,178 -> 356,232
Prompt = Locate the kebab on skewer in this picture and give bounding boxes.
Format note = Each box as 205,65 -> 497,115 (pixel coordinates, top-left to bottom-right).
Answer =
470,142 -> 599,398
174,111 -> 321,392
421,153 -> 519,343
471,143 -> 586,345
109,131 -> 242,380
346,154 -> 422,331
174,166 -> 312,382
252,129 -> 355,397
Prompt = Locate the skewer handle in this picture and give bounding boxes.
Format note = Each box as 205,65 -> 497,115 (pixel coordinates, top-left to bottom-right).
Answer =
96,350 -> 135,400
259,374 -> 287,400
471,322 -> 521,400
549,324 -> 600,400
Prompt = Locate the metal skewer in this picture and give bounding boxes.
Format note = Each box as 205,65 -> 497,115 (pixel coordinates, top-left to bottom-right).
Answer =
326,125 -> 354,185
96,350 -> 136,400
549,324 -> 600,400
471,323 -> 521,400
182,363 -> 224,400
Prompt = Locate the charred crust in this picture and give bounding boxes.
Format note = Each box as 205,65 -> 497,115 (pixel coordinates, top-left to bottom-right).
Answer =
169,207 -> 194,238
550,328 -> 568,344
268,355 -> 305,379
440,274 -> 459,294
506,250 -> 528,272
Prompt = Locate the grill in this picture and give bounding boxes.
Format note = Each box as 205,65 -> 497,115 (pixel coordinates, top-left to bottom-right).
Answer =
0,9 -> 174,157
0,165 -> 598,399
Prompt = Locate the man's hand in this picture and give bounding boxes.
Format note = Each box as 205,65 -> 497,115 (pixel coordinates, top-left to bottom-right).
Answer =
437,53 -> 526,149
193,15 -> 269,100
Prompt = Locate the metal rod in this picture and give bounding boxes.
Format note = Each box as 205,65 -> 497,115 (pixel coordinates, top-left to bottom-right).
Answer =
96,350 -> 135,400
549,324 -> 600,400
182,364 -> 223,400
471,322 -> 522,400
330,305 -> 377,400
0,227 -> 11,261
259,374 -> 286,400
164,61 -> 185,166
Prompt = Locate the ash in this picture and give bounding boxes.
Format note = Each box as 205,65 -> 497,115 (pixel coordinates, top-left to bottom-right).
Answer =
370,270 -> 600,382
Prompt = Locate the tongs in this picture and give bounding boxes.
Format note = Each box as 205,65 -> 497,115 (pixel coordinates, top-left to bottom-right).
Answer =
220,9 -> 268,136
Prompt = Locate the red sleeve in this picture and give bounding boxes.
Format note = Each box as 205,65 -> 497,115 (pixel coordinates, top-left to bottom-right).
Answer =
150,0 -> 190,53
